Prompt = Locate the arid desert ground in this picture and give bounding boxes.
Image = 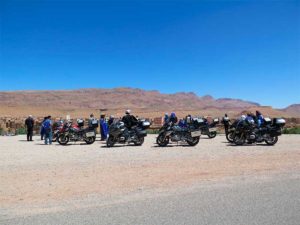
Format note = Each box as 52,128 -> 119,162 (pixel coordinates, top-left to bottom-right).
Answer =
1,134 -> 300,225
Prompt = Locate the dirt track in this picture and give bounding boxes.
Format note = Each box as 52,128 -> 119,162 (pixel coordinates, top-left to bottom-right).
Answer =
0,134 -> 299,218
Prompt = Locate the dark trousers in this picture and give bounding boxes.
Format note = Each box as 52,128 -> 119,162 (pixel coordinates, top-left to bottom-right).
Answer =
224,125 -> 229,134
27,128 -> 33,141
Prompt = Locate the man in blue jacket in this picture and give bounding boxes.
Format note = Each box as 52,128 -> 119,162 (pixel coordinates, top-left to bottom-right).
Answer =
100,114 -> 108,141
43,116 -> 52,145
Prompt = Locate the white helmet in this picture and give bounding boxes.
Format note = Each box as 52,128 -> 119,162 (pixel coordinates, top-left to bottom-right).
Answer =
240,115 -> 246,120
125,109 -> 131,114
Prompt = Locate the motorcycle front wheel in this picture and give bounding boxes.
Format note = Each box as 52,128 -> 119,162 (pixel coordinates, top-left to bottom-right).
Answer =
106,136 -> 115,147
58,134 -> 69,145
186,136 -> 200,146
226,131 -> 234,143
208,131 -> 217,138
85,136 -> 95,145
265,136 -> 278,145
156,133 -> 169,147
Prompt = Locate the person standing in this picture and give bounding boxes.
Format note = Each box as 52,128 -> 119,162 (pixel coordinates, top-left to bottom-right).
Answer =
43,116 -> 53,145
164,113 -> 169,124
100,114 -> 108,141
222,114 -> 230,134
108,115 -> 115,126
40,116 -> 47,140
25,115 -> 34,141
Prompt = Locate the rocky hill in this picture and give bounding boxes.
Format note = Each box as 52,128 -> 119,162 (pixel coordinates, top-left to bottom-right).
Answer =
0,88 -> 298,119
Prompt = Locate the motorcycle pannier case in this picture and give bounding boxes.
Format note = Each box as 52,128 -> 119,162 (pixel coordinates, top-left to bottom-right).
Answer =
77,119 -> 84,127
91,119 -> 99,128
213,118 -> 219,123
193,118 -> 206,126
269,127 -> 282,137
142,121 -> 151,129
273,118 -> 286,127
263,117 -> 272,125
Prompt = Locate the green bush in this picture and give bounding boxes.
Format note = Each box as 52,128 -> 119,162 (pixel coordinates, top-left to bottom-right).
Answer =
147,129 -> 160,134
283,127 -> 300,134
16,127 -> 27,135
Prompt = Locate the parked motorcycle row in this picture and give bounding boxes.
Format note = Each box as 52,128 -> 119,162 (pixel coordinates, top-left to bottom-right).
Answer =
52,113 -> 285,147
224,117 -> 286,146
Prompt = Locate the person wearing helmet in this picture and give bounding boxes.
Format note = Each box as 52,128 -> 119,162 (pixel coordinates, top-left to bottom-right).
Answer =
122,109 -> 138,129
246,113 -> 255,124
256,110 -> 264,127
108,115 -> 115,126
169,112 -> 178,124
122,109 -> 138,141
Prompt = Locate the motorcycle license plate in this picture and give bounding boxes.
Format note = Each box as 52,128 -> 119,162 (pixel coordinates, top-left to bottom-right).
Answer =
191,131 -> 201,137
209,128 -> 217,132
86,132 -> 95,137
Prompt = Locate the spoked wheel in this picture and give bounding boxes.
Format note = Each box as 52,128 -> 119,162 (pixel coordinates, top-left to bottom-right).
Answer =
187,136 -> 200,146
58,134 -> 69,145
85,136 -> 95,144
233,133 -> 245,146
134,136 -> 144,146
106,136 -> 115,147
208,131 -> 217,138
265,136 -> 278,145
226,131 -> 235,143
156,133 -> 169,147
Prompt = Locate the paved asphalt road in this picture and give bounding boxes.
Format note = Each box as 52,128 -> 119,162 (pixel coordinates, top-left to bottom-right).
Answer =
3,174 -> 299,225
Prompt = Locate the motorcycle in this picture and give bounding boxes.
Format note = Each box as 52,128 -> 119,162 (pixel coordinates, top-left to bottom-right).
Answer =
200,118 -> 219,138
58,119 -> 98,145
225,120 -> 239,143
232,118 -> 285,146
52,120 -> 64,142
106,119 -> 151,147
156,118 -> 202,147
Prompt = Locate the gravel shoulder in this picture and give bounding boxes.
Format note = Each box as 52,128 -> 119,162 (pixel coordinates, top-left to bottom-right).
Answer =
0,134 -> 299,219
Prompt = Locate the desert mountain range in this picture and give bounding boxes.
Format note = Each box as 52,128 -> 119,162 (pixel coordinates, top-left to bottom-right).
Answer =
0,88 -> 299,119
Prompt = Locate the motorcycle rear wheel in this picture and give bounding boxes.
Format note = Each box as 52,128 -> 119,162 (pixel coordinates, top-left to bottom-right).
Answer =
186,137 -> 200,146
208,131 -> 217,138
156,133 -> 169,147
58,134 -> 69,145
265,136 -> 278,145
85,137 -> 95,145
106,136 -> 115,147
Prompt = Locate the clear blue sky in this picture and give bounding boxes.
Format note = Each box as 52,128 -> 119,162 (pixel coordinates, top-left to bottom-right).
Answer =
0,0 -> 299,108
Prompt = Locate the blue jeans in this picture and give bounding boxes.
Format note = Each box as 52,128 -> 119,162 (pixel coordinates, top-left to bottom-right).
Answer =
45,131 -> 53,145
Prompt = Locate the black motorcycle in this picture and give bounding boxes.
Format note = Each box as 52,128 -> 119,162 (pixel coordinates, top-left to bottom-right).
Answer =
106,120 -> 150,147
156,119 -> 202,147
225,120 -> 239,143
232,118 -> 285,146
58,119 -> 98,145
200,118 -> 219,138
